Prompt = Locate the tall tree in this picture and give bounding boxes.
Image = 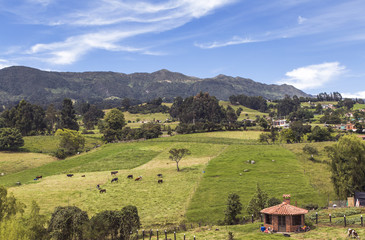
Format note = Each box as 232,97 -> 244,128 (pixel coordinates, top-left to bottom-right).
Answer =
327,135 -> 365,199
224,193 -> 242,225
102,108 -> 126,142
247,184 -> 268,218
0,128 -> 24,150
60,98 -> 79,131
45,104 -> 58,133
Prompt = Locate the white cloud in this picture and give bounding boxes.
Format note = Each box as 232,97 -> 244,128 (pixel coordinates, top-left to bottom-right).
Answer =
278,62 -> 346,90
341,91 -> 365,99
18,0 -> 235,65
195,36 -> 258,49
297,16 -> 307,24
0,59 -> 12,69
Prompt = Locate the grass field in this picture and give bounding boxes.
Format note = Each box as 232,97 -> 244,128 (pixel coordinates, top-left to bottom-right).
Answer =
186,144 -> 326,224
3,130 -> 335,230
219,101 -> 267,120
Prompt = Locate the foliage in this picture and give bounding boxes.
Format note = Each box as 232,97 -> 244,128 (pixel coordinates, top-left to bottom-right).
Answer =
288,108 -> 314,122
89,210 -> 122,240
60,98 -> 79,131
276,95 -> 300,117
128,97 -> 170,114
120,205 -> 141,240
55,128 -> 85,158
246,184 -> 268,218
1,99 -> 46,135
102,108 -> 126,142
289,121 -> 311,143
302,145 -> 318,156
0,186 -> 25,222
0,128 -> 24,150
307,126 -> 331,142
317,92 -> 342,101
45,104 -> 58,133
229,94 -> 267,112
170,92 -> 226,124
82,105 -> 104,130
224,193 -> 242,225
169,148 -> 191,171
267,197 -> 281,207
227,231 -> 234,240
48,206 -> 89,240
327,135 -> 365,199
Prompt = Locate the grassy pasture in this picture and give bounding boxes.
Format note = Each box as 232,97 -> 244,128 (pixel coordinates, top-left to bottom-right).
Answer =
219,101 -> 267,120
0,152 -> 57,175
186,144 -> 326,224
9,141 -> 227,227
353,103 -> 365,110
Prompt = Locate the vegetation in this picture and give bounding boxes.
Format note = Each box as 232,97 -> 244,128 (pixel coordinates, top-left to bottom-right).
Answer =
224,193 -> 242,225
0,128 -> 24,150
60,98 -> 79,131
55,128 -> 86,159
327,135 -> 365,199
169,148 -> 191,171
246,184 -> 268,218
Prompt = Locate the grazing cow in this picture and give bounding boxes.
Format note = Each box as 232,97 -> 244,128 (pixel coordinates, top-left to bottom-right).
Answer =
99,189 -> 106,193
127,174 -> 133,179
67,174 -> 74,177
111,177 -> 118,183
158,179 -> 163,184
36,175 -> 42,179
111,171 -> 118,175
347,228 -> 360,239
157,174 -> 163,177
135,176 -> 142,181
81,175 -> 86,177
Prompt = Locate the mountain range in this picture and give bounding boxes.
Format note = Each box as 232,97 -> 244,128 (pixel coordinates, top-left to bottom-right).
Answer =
0,66 -> 311,106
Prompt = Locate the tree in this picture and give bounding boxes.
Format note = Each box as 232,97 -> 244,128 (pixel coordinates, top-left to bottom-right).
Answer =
89,210 -> 122,240
82,105 -> 105,130
247,184 -> 268,218
45,104 -> 58,133
169,148 -> 191,171
102,108 -> 126,142
120,205 -> 141,240
327,135 -> 365,199
0,128 -> 24,150
55,128 -> 85,158
259,133 -> 270,143
0,186 -> 25,222
303,145 -> 319,160
60,98 -> 79,131
224,193 -> 242,225
48,206 -> 89,240
24,201 -> 48,240
267,197 -> 281,207
307,126 -> 331,142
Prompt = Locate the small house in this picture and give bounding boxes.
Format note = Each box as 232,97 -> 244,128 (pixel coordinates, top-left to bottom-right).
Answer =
260,194 -> 308,232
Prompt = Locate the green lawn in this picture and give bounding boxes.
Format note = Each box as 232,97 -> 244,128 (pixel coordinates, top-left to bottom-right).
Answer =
186,144 -> 326,224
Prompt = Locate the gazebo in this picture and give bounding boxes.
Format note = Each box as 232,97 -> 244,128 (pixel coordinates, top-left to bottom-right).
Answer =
260,194 -> 308,232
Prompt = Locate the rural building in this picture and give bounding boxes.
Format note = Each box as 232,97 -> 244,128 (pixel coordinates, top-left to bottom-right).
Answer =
346,123 -> 356,131
260,194 -> 308,232
272,119 -> 289,128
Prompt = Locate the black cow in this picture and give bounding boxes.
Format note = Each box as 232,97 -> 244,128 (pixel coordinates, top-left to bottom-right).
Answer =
67,174 -> 74,177
127,175 -> 133,179
157,174 -> 163,178
158,179 -> 163,184
347,228 -> 360,239
99,189 -> 106,193
111,177 -> 118,183
111,171 -> 118,175
81,175 -> 86,177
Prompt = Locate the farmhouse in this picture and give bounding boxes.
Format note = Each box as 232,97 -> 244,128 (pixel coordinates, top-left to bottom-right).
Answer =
272,119 -> 289,128
260,194 -> 308,232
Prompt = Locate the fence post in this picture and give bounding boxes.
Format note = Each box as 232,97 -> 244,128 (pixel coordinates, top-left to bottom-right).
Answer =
344,215 -> 346,227
315,212 -> 318,224
142,230 -> 145,240
184,233 -> 186,240
164,230 -> 167,240
194,235 -> 196,240
157,229 -> 159,240
174,231 -> 176,240
149,229 -> 152,240
252,214 -> 254,223
361,215 -> 363,227
329,214 -> 331,224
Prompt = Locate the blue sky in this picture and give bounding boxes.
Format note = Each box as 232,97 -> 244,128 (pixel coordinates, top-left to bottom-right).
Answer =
0,0 -> 364,98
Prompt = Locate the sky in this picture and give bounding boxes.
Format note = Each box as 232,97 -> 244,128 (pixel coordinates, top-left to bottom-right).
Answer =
0,0 -> 365,98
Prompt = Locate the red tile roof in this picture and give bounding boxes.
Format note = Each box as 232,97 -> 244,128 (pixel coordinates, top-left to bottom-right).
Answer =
260,202 -> 308,215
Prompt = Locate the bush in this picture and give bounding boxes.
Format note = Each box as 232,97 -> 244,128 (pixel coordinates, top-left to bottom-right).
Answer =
0,128 -> 24,150
302,203 -> 319,210
53,149 -> 67,159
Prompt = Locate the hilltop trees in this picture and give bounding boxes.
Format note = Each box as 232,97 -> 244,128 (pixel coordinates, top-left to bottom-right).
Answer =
327,135 -> 365,199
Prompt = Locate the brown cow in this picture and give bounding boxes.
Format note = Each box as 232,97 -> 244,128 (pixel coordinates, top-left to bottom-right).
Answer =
135,176 -> 142,181
36,175 -> 42,179
99,189 -> 106,193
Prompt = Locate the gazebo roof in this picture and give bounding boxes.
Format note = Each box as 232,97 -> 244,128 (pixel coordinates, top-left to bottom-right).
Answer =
260,202 -> 308,216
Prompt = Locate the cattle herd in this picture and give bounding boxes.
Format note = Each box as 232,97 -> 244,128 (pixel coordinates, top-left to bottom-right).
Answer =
29,171 -> 165,194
